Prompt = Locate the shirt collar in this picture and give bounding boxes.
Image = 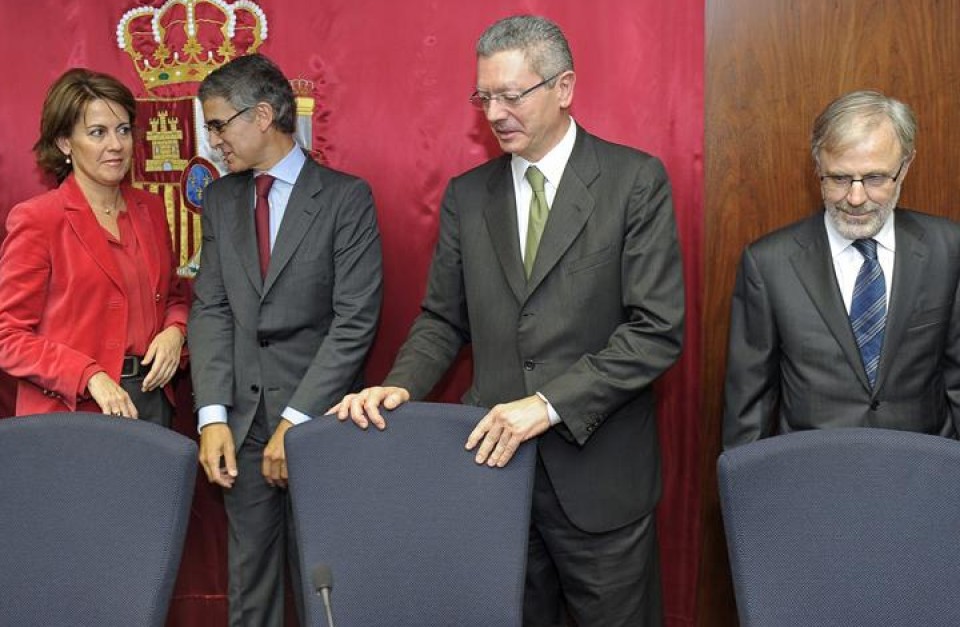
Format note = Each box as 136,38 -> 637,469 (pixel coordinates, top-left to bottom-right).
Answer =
256,144 -> 306,186
824,208 -> 897,258
510,116 -> 577,187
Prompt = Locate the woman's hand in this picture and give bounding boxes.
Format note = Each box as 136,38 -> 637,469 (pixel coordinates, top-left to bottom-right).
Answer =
87,371 -> 138,418
141,326 -> 185,392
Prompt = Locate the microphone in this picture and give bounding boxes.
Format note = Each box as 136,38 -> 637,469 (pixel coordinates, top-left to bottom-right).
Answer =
311,563 -> 335,627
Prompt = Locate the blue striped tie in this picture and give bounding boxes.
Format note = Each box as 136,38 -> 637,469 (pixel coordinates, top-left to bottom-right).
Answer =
850,239 -> 886,387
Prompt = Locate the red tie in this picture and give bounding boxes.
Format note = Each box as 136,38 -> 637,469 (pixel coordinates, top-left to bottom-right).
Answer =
254,174 -> 275,279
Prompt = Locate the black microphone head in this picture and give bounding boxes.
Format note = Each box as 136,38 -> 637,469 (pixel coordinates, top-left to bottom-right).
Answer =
312,563 -> 334,592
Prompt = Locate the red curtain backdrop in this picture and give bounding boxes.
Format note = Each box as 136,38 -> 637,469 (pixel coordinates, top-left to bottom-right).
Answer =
0,1 -> 703,625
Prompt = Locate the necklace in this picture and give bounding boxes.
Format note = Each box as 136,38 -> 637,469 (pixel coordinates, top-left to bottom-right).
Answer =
98,189 -> 122,216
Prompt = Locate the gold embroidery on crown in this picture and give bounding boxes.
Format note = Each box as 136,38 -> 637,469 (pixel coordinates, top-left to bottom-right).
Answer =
116,0 -> 268,92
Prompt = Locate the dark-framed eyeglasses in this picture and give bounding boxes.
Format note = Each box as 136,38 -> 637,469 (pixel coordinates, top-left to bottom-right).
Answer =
469,72 -> 563,110
819,158 -> 908,196
203,107 -> 251,135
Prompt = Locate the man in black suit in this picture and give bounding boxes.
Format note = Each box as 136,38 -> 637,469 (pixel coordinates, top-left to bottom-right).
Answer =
333,15 -> 684,626
189,54 -> 382,626
724,89 -> 960,449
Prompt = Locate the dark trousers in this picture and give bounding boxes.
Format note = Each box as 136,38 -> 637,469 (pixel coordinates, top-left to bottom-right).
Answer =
119,376 -> 172,428
223,400 -> 303,627
523,457 -> 663,627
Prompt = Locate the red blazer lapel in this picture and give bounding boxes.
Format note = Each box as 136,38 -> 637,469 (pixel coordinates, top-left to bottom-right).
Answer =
60,176 -> 124,291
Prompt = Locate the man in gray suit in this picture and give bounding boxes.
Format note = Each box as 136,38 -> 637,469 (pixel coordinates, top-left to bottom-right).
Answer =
188,54 -> 382,626
333,15 -> 684,626
724,90 -> 960,450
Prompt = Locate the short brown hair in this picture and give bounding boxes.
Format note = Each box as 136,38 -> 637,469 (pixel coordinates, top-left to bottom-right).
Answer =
34,68 -> 137,182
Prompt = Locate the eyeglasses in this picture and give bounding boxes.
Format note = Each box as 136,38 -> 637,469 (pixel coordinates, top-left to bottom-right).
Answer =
469,72 -> 563,110
203,107 -> 251,135
820,158 -> 908,197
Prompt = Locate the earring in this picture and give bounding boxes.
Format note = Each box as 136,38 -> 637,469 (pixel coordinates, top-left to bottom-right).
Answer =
65,155 -> 71,165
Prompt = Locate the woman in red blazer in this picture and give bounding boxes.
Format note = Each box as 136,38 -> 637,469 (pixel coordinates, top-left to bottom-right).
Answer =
0,69 -> 187,425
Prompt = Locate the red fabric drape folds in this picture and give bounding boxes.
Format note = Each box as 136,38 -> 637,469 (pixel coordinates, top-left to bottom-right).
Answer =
0,2 -> 703,625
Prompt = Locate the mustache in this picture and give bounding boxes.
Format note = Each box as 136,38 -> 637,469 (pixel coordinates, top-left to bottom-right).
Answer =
831,200 -> 880,215
829,184 -> 901,216
491,123 -> 521,133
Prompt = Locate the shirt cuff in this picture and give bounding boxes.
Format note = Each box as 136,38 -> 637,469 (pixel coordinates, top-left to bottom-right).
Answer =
536,392 -> 562,426
282,406 -> 313,426
197,404 -> 228,434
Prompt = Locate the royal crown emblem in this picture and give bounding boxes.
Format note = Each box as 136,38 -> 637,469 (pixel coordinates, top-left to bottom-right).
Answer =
115,0 -> 323,278
116,0 -> 268,93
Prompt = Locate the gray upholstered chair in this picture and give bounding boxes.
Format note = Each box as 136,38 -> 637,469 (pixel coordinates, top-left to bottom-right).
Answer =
286,402 -> 536,627
0,412 -> 197,626
719,427 -> 960,627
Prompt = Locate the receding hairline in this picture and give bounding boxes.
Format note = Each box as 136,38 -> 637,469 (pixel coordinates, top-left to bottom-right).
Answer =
811,90 -> 917,165
474,15 -> 573,79
817,114 -> 902,160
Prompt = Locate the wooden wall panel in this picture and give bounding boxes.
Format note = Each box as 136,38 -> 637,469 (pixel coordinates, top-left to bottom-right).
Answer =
700,2 -> 960,625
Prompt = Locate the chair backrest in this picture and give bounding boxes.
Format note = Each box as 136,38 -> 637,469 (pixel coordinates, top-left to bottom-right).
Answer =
286,402 -> 536,627
718,427 -> 960,627
0,412 -> 197,627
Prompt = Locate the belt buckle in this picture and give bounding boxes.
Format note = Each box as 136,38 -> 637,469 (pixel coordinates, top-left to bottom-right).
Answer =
121,356 -> 141,379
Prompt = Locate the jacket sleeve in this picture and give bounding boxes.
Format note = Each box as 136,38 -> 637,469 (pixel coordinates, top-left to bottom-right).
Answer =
0,202 -> 97,408
944,267 -> 960,435
538,157 -> 685,445
722,245 -> 781,449
155,203 -> 189,335
383,179 -> 470,399
285,178 -> 384,416
187,187 -> 236,409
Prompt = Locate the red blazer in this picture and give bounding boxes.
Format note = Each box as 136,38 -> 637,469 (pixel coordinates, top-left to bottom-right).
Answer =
0,174 -> 188,415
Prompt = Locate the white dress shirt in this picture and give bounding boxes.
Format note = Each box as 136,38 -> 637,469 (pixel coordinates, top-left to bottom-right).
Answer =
507,117 -> 578,425
510,117 -> 578,265
824,211 -> 895,314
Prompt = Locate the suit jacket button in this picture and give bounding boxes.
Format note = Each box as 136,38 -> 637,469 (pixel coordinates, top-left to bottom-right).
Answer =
523,360 -> 535,371
251,384 -> 260,393
870,400 -> 880,411
155,293 -> 161,302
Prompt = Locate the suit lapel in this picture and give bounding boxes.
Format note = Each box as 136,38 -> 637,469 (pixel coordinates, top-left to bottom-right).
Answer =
874,211 -> 927,392
228,173 -> 263,295
61,178 -> 123,292
788,215 -> 872,391
263,159 -> 324,295
526,128 -> 598,295
482,156 -> 526,303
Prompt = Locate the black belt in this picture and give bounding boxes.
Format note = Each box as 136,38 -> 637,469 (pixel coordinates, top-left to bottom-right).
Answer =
121,355 -> 146,379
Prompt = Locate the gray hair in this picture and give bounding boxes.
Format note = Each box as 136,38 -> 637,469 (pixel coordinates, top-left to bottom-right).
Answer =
198,53 -> 296,134
811,89 -> 917,165
476,15 -> 573,80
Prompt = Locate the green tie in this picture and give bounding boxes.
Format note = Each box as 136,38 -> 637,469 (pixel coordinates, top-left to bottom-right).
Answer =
524,166 -> 548,278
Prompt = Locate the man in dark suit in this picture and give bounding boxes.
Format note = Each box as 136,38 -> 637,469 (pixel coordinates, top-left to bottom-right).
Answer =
724,89 -> 960,450
333,15 -> 684,626
188,54 -> 382,626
